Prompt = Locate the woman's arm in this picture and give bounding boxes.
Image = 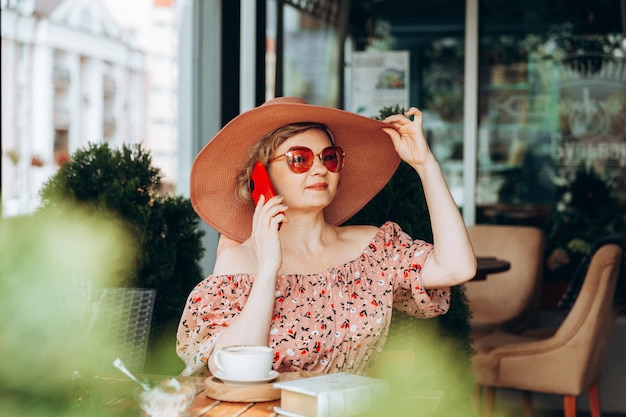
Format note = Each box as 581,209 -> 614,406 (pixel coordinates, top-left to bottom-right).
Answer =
383,108 -> 476,288
206,194 -> 287,374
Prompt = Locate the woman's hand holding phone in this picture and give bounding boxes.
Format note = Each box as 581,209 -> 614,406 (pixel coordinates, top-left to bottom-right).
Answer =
249,162 -> 286,276
250,161 -> 285,228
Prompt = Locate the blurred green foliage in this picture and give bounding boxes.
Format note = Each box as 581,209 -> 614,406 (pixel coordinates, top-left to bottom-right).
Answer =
0,206 -> 132,416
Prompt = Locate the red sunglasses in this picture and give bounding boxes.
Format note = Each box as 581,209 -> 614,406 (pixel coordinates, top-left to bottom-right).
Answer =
269,146 -> 345,174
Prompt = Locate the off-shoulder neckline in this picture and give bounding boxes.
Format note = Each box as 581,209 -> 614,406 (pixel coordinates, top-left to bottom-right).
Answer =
213,222 -> 397,279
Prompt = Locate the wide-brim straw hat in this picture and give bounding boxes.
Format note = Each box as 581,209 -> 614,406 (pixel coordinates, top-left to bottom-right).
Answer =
190,97 -> 401,242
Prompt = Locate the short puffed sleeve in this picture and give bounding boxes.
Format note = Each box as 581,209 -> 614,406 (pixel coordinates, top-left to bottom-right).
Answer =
379,222 -> 450,318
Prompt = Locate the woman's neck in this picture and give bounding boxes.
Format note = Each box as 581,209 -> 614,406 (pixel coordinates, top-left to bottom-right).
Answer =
279,212 -> 337,255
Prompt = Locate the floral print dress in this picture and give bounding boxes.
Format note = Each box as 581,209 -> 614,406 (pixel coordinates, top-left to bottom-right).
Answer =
177,222 -> 450,376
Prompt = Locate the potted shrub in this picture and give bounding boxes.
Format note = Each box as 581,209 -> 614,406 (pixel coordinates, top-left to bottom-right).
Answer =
38,142 -> 205,372
543,165 -> 626,307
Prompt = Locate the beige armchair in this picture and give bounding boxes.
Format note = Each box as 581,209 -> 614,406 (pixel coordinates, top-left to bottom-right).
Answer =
472,242 -> 623,417
466,225 -> 545,338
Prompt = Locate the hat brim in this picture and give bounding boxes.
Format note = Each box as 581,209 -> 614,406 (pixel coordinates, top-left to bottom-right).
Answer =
191,100 -> 401,242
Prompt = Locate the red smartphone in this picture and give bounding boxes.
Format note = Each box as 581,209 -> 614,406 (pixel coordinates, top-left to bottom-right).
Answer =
250,161 -> 283,229
249,161 -> 278,205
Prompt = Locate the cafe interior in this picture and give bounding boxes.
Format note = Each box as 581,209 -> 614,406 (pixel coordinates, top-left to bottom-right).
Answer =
2,0 -> 625,416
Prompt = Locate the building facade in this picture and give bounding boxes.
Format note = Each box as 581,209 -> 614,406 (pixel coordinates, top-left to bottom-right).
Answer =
1,0 -> 180,216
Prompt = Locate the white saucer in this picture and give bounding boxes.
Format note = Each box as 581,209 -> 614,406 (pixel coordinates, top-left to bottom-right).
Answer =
213,370 -> 279,385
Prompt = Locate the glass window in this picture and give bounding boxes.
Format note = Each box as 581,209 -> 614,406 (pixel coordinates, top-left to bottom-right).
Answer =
348,3 -> 467,205
349,0 -> 625,284
268,0 -> 342,106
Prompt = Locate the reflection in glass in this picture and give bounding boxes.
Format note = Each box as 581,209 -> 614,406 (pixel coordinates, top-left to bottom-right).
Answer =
280,3 -> 341,106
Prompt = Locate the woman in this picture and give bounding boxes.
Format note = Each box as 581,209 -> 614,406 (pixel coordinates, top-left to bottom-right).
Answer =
177,97 -> 476,377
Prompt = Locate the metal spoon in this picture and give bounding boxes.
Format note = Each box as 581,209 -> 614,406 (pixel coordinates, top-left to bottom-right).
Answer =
112,358 -> 153,391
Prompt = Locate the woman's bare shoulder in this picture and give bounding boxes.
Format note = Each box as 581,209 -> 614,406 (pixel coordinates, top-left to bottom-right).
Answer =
335,224 -> 381,252
212,240 -> 256,275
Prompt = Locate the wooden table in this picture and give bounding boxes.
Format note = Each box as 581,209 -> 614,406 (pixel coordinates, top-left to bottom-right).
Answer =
94,373 -> 442,417
473,256 -> 511,280
96,373 -> 280,417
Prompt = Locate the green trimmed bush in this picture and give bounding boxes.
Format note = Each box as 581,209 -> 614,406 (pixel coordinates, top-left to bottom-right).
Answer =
38,143 -> 205,341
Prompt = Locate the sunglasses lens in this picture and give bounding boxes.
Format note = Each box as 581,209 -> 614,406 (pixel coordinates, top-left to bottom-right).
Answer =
321,147 -> 343,172
286,148 -> 314,173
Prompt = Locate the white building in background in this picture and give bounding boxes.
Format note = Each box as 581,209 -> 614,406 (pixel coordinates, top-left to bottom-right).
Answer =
102,0 -> 180,193
1,0 -> 180,217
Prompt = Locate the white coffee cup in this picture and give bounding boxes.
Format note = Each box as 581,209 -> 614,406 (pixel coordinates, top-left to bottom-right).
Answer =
213,345 -> 274,381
